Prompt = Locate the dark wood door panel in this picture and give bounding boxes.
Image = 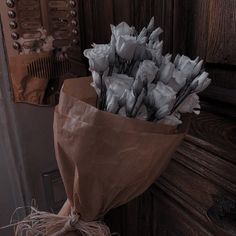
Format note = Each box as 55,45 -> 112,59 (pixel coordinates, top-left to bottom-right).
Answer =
185,0 -> 210,59
80,0 -> 174,53
188,112 -> 236,164
207,0 -> 236,65
151,189 -> 214,236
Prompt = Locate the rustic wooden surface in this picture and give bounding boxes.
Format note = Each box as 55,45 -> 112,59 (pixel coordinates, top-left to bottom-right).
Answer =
207,0 -> 236,65
106,112 -> 236,236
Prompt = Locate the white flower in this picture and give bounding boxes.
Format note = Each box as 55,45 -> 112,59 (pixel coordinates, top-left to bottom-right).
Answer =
119,89 -> 130,107
126,90 -> 136,114
84,44 -> 110,72
147,41 -> 163,66
178,93 -> 201,115
151,81 -> 176,109
132,60 -> 158,96
105,74 -> 134,94
116,35 -> 138,61
111,22 -> 134,39
192,60 -> 204,77
190,72 -> 211,93
158,112 -> 182,126
155,104 -> 171,119
136,105 -> 148,120
148,27 -> 163,48
167,69 -> 187,92
106,92 -> 119,113
147,17 -> 155,34
162,53 -> 172,65
159,62 -> 175,84
137,27 -> 148,43
175,55 -> 202,79
118,107 -> 127,117
105,74 -> 134,113
131,88 -> 146,117
137,60 -> 159,83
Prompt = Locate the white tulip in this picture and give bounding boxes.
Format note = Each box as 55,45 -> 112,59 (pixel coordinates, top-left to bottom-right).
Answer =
148,41 -> 163,66
105,73 -> 134,97
131,88 -> 146,117
132,60 -> 158,96
147,17 -> 155,34
192,60 -> 204,77
174,54 -> 181,66
158,112 -> 182,126
84,44 -> 110,73
180,60 -> 196,79
178,93 -> 201,115
146,81 -> 176,111
88,56 -> 109,73
105,74 -> 134,113
176,55 -> 200,78
155,104 -> 171,119
106,91 -> 120,113
136,60 -> 159,84
148,27 -> 163,48
150,81 -> 176,110
168,69 -> 187,92
116,35 -> 138,61
136,105 -> 148,120
191,72 -> 211,93
119,89 -> 130,107
159,62 -> 175,84
176,55 -> 193,70
137,27 -> 148,43
118,107 -> 127,117
111,22 -> 134,39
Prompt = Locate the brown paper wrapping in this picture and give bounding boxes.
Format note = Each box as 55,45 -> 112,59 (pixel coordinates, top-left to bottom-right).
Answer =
11,76 -> 187,235
54,77 -> 186,222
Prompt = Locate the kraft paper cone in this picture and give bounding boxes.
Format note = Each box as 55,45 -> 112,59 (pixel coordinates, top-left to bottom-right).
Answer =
54,77 -> 185,220
12,77 -> 186,236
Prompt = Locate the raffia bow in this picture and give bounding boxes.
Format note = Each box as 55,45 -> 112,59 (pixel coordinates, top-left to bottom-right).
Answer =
1,207 -> 111,236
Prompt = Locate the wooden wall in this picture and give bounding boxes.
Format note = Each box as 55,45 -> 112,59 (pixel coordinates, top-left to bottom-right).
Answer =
79,0 -> 236,114
79,0 -> 174,53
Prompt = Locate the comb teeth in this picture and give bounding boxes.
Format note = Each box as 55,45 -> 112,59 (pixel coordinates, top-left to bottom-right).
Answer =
27,56 -> 71,79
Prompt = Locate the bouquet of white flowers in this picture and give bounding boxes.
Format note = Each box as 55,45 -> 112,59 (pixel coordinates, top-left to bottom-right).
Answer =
84,17 -> 211,126
11,18 -> 211,236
